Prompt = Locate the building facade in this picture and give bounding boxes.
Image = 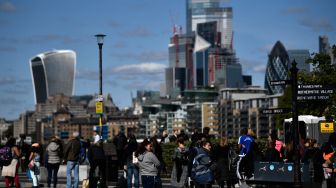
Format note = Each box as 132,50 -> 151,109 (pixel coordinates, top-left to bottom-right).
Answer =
201,102 -> 219,135
30,50 -> 76,103
218,87 -> 280,138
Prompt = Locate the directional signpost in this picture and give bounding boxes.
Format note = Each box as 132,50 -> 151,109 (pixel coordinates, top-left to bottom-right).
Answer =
297,84 -> 334,101
270,80 -> 291,86
262,108 -> 291,114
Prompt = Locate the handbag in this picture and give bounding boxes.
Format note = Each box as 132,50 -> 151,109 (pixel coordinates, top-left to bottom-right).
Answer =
28,160 -> 34,170
26,170 -> 32,180
82,179 -> 89,188
132,152 -> 139,165
1,158 -> 18,177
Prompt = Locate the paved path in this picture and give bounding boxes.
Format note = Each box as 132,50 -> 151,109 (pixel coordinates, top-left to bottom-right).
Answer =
0,170 -> 224,188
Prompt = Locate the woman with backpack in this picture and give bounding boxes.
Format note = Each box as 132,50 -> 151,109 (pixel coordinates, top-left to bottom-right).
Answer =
136,138 -> 161,188
46,136 -> 63,188
1,137 -> 21,188
171,138 -> 189,188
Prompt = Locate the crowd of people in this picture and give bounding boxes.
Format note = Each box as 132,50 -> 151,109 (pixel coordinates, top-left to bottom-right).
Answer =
0,127 -> 335,188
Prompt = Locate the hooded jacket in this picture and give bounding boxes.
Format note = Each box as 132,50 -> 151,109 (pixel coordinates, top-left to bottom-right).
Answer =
47,141 -> 61,164
137,151 -> 160,176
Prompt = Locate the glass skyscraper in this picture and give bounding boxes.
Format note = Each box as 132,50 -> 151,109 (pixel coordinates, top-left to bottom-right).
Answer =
264,41 -> 290,95
186,0 -> 233,49
287,49 -> 310,73
30,50 -> 76,103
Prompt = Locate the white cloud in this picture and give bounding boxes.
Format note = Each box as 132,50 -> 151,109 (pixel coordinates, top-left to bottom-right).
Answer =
240,59 -> 266,74
111,63 -> 166,74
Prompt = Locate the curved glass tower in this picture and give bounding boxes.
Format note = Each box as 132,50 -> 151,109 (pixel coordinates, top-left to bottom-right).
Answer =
30,50 -> 76,103
264,41 -> 289,95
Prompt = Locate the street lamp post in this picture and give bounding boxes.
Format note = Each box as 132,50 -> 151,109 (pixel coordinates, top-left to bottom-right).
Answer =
95,34 -> 106,138
290,60 -> 302,187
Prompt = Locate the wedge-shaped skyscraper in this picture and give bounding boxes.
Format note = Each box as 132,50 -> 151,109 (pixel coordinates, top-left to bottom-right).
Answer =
30,50 -> 76,103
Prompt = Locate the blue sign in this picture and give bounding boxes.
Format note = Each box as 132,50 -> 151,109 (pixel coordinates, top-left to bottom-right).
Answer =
96,125 -> 109,140
60,131 -> 69,139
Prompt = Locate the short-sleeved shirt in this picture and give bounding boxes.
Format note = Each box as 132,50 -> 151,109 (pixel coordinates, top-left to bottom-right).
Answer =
238,135 -> 254,156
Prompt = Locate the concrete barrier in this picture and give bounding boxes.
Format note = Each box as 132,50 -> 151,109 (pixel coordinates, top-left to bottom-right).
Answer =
40,165 -> 90,181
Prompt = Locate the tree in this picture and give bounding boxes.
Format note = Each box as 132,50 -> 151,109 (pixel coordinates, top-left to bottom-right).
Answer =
277,44 -> 336,124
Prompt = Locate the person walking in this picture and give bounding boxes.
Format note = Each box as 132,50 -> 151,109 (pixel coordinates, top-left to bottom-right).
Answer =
236,128 -> 254,181
191,140 -> 215,188
28,143 -> 42,188
63,131 -> 81,188
171,138 -> 189,188
269,130 -> 284,160
18,134 -> 30,173
137,138 -> 161,188
46,136 -> 63,188
1,137 -> 21,188
113,131 -> 127,169
88,140 -> 106,188
213,137 -> 234,188
125,134 -> 139,188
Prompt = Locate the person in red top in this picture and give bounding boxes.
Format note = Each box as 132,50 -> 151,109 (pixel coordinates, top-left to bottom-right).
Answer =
269,130 -> 284,160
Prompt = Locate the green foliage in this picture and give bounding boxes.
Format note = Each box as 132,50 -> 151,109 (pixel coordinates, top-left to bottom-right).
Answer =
161,141 -> 177,176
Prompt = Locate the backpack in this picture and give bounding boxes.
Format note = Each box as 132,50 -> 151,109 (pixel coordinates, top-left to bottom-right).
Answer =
0,146 -> 13,166
191,148 -> 213,183
79,141 -> 86,164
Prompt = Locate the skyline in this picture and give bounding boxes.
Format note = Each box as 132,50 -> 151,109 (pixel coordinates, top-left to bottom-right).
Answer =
0,0 -> 335,120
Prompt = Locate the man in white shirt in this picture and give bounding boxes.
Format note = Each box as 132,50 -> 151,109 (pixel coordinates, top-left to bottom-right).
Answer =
93,131 -> 101,143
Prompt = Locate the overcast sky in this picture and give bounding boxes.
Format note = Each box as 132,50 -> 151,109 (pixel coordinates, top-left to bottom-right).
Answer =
0,0 -> 335,120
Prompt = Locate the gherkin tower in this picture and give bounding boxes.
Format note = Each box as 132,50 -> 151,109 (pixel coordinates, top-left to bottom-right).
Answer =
264,41 -> 290,95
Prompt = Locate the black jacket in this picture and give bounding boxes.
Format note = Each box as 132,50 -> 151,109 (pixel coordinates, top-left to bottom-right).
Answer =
88,144 -> 105,162
64,138 -> 81,162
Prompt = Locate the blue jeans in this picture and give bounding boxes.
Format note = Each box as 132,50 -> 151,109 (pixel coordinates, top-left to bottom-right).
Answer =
127,162 -> 139,188
141,175 -> 157,188
30,161 -> 40,187
66,161 -> 79,188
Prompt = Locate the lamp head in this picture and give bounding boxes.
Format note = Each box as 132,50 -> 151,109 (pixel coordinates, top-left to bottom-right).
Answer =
95,34 -> 106,45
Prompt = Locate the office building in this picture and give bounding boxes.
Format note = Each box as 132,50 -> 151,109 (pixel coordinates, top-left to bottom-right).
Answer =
186,0 -> 233,49
319,35 -> 335,64
208,48 -> 246,87
166,33 -> 194,96
264,41 -> 290,95
30,50 -> 76,103
287,49 -> 310,72
319,35 -> 331,55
